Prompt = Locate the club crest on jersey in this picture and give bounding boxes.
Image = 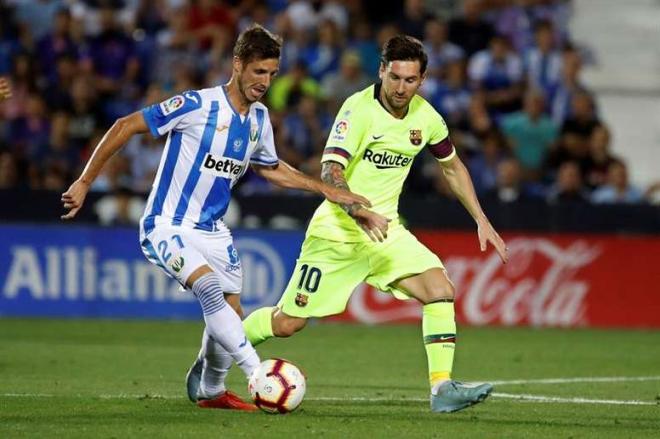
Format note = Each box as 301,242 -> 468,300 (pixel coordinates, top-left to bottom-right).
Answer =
409,129 -> 422,146
170,256 -> 185,273
331,119 -> 350,141
233,139 -> 244,152
161,95 -> 185,115
249,128 -> 259,142
295,293 -> 309,307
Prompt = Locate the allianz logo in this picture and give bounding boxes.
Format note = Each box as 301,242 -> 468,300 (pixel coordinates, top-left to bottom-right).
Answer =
363,149 -> 413,169
201,153 -> 244,178
2,239 -> 289,311
2,246 -> 189,302
234,238 -> 286,312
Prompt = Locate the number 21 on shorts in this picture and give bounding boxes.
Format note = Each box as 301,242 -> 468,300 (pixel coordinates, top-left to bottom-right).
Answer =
157,234 -> 185,264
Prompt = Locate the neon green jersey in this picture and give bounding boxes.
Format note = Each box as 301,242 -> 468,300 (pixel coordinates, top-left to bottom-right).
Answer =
306,84 -> 456,243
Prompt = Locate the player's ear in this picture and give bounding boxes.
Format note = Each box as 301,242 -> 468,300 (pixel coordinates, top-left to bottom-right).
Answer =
378,62 -> 386,81
420,70 -> 427,86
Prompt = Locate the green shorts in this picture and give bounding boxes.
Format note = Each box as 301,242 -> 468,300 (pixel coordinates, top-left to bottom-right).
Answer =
277,227 -> 444,318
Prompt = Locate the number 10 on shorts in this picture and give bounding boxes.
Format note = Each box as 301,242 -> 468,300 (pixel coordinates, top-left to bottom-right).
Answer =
297,264 -> 322,293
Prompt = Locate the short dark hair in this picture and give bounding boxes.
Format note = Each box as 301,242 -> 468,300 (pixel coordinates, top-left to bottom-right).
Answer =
233,24 -> 282,64
380,35 -> 428,75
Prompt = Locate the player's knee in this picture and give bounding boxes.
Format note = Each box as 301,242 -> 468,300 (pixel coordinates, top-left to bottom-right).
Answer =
273,314 -> 307,337
424,282 -> 455,304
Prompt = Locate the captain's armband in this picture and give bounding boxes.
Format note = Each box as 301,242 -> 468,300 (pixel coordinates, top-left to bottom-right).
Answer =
427,136 -> 456,162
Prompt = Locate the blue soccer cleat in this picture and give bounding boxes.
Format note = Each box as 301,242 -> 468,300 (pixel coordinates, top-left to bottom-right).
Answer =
185,357 -> 204,402
430,380 -> 493,413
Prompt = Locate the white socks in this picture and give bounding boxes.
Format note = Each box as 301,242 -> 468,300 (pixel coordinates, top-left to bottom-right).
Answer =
191,273 -> 260,381
196,330 -> 231,398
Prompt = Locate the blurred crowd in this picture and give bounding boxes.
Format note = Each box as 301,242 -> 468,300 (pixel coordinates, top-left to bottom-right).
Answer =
1,0 -> 657,226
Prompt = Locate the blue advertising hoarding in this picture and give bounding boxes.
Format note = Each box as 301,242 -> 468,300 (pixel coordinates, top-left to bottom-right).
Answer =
0,225 -> 304,319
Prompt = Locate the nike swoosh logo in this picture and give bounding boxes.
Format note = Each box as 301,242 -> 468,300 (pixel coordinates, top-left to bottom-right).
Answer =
424,334 -> 456,344
216,125 -> 228,134
238,337 -> 247,348
372,134 -> 384,140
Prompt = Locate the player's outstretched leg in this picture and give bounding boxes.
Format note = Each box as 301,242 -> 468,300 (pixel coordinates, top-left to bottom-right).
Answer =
243,306 -> 275,346
396,268 -> 493,413
186,330 -> 230,399
188,272 -> 260,411
243,307 -> 307,346
185,334 -> 257,411
187,291 -> 245,402
423,299 -> 493,413
191,272 -> 260,375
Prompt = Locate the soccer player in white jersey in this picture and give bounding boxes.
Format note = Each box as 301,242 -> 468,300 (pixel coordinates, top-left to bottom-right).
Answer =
61,25 -> 374,411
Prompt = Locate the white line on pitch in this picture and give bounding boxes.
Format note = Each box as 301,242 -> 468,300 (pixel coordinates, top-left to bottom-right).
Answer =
2,375 -> 660,407
492,376 -> 660,386
493,392 -> 657,406
307,394 -> 658,406
2,393 -> 658,407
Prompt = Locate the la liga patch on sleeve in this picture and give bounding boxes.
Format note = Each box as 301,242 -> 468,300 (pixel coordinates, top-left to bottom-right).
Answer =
330,119 -> 350,141
160,95 -> 185,115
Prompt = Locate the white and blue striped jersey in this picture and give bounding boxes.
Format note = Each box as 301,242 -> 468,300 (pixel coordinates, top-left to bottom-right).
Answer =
139,86 -> 278,237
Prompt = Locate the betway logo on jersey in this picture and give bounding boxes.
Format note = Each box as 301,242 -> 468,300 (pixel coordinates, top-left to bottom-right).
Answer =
363,149 -> 413,169
201,153 -> 244,178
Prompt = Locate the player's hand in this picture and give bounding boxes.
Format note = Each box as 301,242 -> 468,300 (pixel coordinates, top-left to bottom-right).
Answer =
61,179 -> 91,220
477,218 -> 507,263
352,207 -> 391,242
0,77 -> 11,101
320,185 -> 371,208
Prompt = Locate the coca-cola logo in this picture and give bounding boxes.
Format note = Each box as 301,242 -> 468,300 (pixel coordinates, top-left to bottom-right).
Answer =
452,238 -> 600,326
343,238 -> 601,327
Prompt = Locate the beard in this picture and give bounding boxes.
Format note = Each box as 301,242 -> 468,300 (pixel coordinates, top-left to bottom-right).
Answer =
385,92 -> 410,110
236,74 -> 256,104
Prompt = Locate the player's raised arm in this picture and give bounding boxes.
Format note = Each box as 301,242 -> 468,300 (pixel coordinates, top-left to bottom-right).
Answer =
320,160 -> 391,243
61,111 -> 149,220
251,160 -> 371,208
437,152 -> 508,263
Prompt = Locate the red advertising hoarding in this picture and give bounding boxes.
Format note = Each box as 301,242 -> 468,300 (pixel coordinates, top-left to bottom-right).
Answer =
331,232 -> 660,328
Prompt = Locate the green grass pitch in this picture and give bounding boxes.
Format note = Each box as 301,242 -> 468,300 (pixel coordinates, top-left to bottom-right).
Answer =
1,318 -> 659,438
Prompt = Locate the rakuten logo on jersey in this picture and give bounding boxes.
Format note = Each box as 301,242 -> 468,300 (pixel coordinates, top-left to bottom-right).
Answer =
201,153 -> 244,178
363,149 -> 412,169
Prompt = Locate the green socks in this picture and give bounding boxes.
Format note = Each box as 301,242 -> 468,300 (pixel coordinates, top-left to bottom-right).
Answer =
422,301 -> 456,387
245,302 -> 456,390
243,307 -> 275,347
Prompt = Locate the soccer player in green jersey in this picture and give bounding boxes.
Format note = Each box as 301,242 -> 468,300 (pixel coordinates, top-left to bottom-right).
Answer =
245,35 -> 506,412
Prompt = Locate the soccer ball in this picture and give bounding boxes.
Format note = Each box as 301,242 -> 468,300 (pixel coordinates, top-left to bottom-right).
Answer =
248,358 -> 306,414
